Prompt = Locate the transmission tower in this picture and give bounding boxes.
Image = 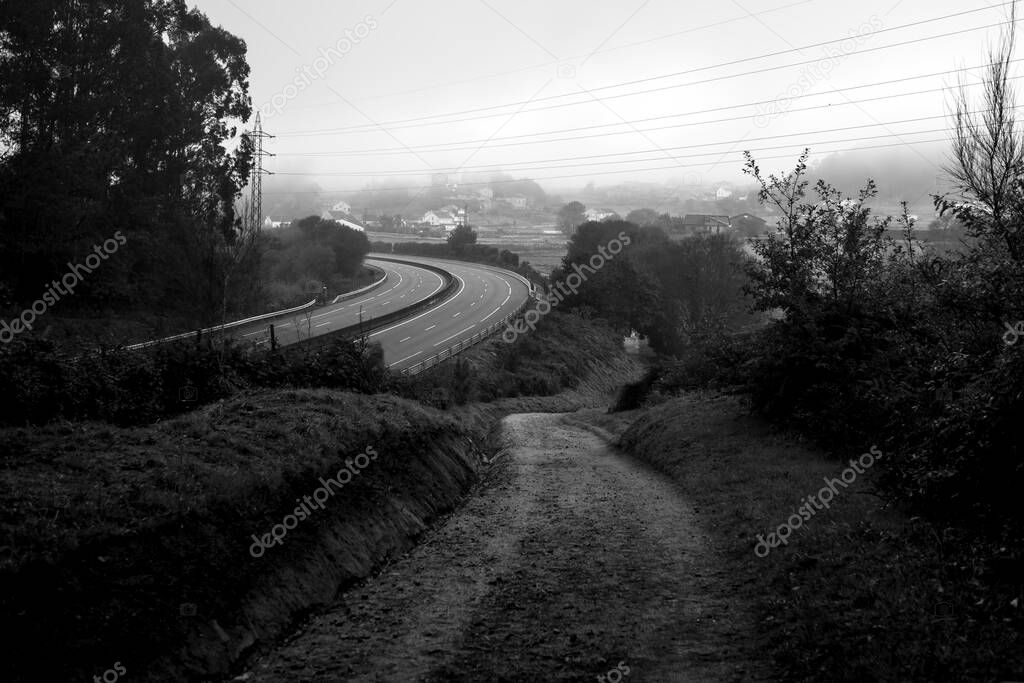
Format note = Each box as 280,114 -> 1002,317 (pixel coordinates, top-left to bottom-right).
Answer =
247,112 -> 274,232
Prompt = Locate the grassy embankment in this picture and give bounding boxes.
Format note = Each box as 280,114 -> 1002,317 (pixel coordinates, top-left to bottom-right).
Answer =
589,392 -> 1023,682
0,308 -> 640,682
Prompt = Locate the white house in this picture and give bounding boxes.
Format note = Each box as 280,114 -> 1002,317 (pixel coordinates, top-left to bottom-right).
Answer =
263,216 -> 291,229
320,208 -> 365,232
716,187 -> 734,200
422,210 -> 459,228
584,208 -> 617,222
330,199 -> 352,214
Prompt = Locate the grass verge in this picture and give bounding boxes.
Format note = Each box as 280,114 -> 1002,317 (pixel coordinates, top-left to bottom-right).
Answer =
600,392 -> 1024,682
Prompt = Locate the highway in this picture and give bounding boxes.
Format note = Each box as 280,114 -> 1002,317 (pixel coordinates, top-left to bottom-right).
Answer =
234,258 -> 446,347
233,255 -> 533,373
364,255 -> 532,372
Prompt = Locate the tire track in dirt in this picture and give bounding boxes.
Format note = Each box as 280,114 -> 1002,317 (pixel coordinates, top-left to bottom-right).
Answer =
239,413 -> 765,682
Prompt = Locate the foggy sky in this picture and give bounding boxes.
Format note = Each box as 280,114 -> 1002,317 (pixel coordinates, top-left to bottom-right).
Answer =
192,0 -> 1014,208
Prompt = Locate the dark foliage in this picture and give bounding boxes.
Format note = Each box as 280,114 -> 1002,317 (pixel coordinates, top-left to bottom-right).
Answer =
0,334 -> 388,427
370,240 -> 545,287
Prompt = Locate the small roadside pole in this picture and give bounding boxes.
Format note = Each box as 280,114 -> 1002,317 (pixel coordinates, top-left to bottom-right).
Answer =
269,323 -> 277,351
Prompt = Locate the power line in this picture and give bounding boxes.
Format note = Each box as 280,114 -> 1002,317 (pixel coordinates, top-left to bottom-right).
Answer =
276,65 -> 1019,156
276,129 -> 949,177
281,0 -> 820,109
273,76 -> 1023,158
276,5 -> 1017,137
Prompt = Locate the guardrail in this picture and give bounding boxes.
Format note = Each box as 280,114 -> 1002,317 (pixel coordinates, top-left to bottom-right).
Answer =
331,264 -> 387,304
125,297 -> 319,351
125,265 -> 392,352
274,257 -> 460,355
401,296 -> 532,376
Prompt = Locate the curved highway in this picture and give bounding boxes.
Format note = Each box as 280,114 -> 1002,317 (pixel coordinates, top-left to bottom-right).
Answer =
231,255 -> 533,373
234,258 -> 446,347
364,255 -> 532,372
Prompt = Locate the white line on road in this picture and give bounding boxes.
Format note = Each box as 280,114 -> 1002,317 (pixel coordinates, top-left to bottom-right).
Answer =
367,274 -> 464,339
435,324 -> 475,347
425,324 -> 436,331
389,350 -> 422,367
399,336 -> 411,342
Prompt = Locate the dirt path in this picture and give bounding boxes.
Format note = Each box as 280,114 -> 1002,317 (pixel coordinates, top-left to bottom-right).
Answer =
238,413 -> 765,682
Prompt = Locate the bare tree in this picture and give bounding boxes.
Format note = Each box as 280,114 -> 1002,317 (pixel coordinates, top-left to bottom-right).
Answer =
943,4 -> 1024,261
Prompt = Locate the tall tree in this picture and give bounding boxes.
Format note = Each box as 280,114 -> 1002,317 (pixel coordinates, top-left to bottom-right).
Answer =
557,201 -> 586,236
0,0 -> 253,324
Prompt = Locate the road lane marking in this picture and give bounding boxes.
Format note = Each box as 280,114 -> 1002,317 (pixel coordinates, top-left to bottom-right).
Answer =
389,350 -> 421,367
399,336 -> 411,342
453,311 -> 461,317
425,324 -> 436,331
434,324 -> 475,346
367,274 -> 464,339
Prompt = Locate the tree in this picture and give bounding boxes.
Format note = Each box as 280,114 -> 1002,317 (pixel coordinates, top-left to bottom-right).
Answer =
939,13 -> 1024,263
557,201 -> 587,235
447,223 -> 478,254
291,215 -> 369,277
0,0 -> 252,324
625,208 -> 662,227
740,150 -> 901,320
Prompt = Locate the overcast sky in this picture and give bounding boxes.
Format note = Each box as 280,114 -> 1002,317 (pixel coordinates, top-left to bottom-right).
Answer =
192,0 -> 1016,200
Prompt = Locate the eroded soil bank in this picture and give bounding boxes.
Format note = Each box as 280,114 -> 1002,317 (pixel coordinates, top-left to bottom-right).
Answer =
239,412 -> 764,682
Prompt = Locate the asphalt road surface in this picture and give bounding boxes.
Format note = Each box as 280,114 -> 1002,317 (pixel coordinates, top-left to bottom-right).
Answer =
231,255 -> 532,373
363,255 -> 532,373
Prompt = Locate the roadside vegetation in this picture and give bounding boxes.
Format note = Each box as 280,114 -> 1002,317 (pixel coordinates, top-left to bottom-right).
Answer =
0,297 -> 638,680
371,223 -> 546,288
391,309 -> 627,408
591,393 -> 1024,681
0,334 -> 388,427
571,29 -> 1024,682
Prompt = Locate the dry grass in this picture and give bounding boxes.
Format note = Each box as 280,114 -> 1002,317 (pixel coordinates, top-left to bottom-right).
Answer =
603,391 -> 1024,682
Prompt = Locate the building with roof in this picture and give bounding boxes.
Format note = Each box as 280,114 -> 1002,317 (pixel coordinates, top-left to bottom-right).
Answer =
682,214 -> 731,233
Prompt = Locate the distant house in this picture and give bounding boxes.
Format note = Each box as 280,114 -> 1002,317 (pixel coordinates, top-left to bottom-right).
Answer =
585,208 -> 617,222
682,214 -> 731,233
716,187 -> 734,200
262,217 -> 291,229
499,195 -> 529,209
421,210 -> 459,229
329,199 -> 351,214
320,208 -> 366,232
477,188 -> 494,200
